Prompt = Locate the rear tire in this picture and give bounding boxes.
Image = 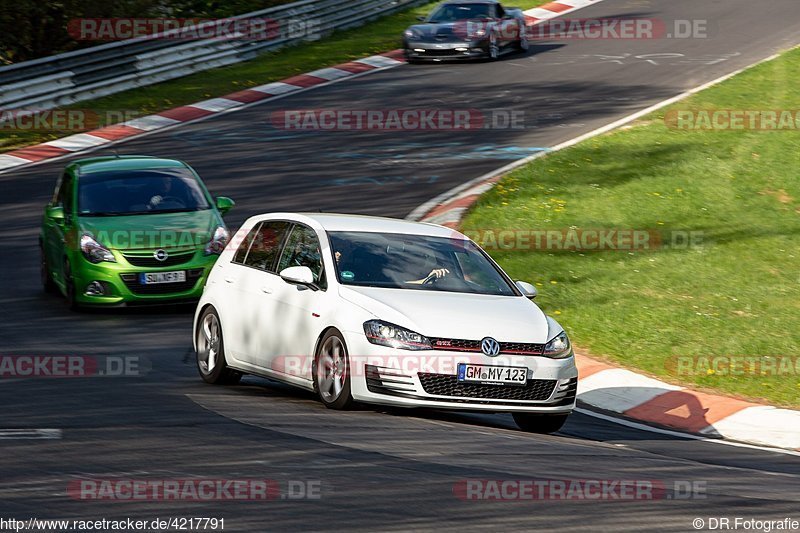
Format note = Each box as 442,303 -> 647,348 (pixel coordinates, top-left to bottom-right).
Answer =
513,413 -> 569,434
313,329 -> 354,410
196,306 -> 242,385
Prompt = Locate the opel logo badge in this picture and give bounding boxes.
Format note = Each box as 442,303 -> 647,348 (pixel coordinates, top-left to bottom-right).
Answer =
153,249 -> 169,262
480,337 -> 500,357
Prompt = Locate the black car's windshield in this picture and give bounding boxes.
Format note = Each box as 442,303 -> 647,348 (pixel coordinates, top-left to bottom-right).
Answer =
329,231 -> 518,296
78,168 -> 212,216
427,3 -> 492,22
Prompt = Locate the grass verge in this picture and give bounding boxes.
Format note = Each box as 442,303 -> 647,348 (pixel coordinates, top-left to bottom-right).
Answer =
462,46 -> 800,407
0,0 -> 549,152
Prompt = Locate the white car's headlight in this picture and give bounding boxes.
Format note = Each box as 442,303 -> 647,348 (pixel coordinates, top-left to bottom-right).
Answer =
543,330 -> 571,359
204,226 -> 230,255
364,320 -> 432,350
80,234 -> 115,264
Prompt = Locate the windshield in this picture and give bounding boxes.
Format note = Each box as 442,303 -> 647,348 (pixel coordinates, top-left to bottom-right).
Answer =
427,3 -> 492,22
329,231 -> 518,296
78,168 -> 212,216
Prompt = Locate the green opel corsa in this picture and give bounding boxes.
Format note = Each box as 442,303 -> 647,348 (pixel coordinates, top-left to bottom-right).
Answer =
39,156 -> 234,309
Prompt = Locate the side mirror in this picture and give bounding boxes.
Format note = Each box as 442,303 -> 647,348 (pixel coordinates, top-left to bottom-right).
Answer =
280,266 -> 318,290
215,196 -> 235,215
515,280 -> 537,299
46,205 -> 65,224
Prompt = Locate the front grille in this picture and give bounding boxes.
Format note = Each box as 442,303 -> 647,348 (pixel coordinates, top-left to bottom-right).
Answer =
122,250 -> 196,267
120,269 -> 203,295
418,373 -> 556,401
429,338 -> 545,356
420,48 -> 462,56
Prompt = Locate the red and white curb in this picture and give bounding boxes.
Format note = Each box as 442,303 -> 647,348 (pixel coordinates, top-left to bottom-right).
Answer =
0,1 -> 606,174
0,51 -> 407,174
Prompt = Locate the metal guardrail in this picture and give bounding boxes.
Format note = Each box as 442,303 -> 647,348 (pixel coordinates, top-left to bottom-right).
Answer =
0,0 -> 426,111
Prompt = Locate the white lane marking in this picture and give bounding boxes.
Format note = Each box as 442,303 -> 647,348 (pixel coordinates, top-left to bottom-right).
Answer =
575,408 -> 800,457
190,97 -> 243,112
123,114 -> 180,131
249,81 -> 304,95
44,134 -> 109,151
0,154 -> 33,168
0,429 -> 62,440
306,67 -> 353,81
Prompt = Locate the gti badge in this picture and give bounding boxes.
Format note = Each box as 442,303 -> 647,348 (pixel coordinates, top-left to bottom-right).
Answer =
153,249 -> 169,262
480,337 -> 500,357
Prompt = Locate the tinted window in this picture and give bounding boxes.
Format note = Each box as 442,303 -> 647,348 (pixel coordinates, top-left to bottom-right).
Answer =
243,221 -> 291,272
329,231 -> 517,296
428,3 -> 492,22
56,172 -> 73,215
77,168 -> 211,216
277,225 -> 326,289
232,223 -> 260,265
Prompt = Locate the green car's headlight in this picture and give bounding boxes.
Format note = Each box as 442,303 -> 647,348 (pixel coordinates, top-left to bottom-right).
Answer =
543,330 -> 571,359
364,320 -> 432,350
80,234 -> 115,264
204,226 -> 230,255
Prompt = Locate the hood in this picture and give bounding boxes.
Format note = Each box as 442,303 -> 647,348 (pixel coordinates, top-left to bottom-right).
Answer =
407,23 -> 471,42
78,210 -> 221,251
339,285 -> 550,343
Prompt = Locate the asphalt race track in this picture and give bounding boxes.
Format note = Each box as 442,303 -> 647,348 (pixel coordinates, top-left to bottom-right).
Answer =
1,0 -> 800,530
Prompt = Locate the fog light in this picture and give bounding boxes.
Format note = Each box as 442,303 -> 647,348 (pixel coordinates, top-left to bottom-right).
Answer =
455,47 -> 468,51
85,281 -> 105,296
413,48 -> 425,52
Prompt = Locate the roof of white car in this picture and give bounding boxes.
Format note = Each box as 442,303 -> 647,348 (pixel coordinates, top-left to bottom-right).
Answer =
259,212 -> 465,239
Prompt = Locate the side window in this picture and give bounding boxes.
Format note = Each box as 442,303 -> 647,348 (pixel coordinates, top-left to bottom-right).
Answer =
277,225 -> 326,289
56,172 -> 73,215
243,221 -> 291,272
495,5 -> 504,18
231,223 -> 261,265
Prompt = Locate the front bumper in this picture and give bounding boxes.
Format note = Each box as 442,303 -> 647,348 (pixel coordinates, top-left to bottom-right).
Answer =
342,330 -> 578,413
404,40 -> 488,60
69,248 -> 218,305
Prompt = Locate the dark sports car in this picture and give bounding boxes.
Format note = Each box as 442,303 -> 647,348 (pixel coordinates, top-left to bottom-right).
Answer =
403,1 -> 529,62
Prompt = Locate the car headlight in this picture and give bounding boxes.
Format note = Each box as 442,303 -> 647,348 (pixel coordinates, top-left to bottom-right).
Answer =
80,234 -> 115,264
472,28 -> 487,37
404,28 -> 419,38
543,330 -> 571,359
204,226 -> 230,255
364,320 -> 432,350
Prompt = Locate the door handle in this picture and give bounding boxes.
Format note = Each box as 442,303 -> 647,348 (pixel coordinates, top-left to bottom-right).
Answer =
224,277 -> 235,284
261,286 -> 273,294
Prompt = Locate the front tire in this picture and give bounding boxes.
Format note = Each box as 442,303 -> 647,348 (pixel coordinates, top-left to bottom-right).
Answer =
63,258 -> 80,311
40,244 -> 56,294
196,306 -> 242,385
313,329 -> 354,410
513,413 -> 569,434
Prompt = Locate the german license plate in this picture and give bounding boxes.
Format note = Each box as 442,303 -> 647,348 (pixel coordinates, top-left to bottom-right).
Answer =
139,271 -> 186,284
457,364 -> 527,386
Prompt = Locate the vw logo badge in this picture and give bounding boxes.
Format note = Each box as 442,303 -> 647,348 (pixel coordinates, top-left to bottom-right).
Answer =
480,337 -> 500,357
153,249 -> 169,262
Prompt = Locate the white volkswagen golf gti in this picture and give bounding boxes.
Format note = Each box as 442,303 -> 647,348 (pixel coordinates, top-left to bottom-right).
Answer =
193,213 -> 577,433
